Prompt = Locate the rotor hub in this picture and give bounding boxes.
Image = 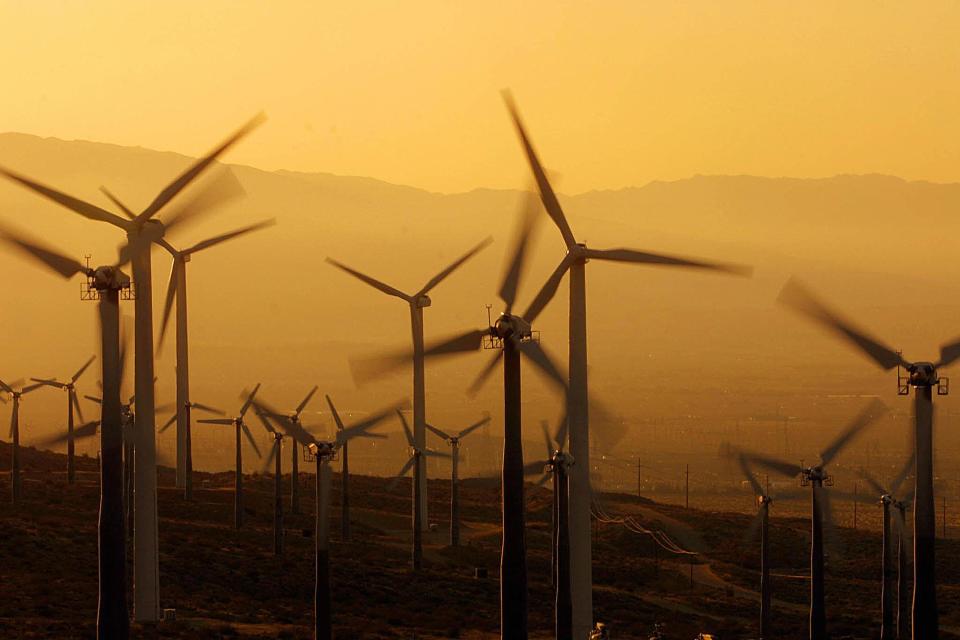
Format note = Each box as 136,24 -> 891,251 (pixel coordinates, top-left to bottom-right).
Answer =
415,294 -> 432,308
494,313 -> 532,341
908,362 -> 939,387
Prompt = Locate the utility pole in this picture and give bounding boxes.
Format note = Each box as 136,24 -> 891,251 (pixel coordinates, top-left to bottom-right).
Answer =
943,497 -> 947,539
685,464 -> 689,509
637,457 -> 641,499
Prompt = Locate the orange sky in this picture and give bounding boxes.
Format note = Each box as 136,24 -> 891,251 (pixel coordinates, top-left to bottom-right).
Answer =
3,1 -> 960,193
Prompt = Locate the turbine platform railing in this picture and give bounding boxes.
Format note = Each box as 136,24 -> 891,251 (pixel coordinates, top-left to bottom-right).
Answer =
482,330 -> 540,350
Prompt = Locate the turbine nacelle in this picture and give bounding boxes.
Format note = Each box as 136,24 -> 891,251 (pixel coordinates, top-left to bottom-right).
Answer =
414,294 -> 432,308
308,441 -> 336,459
91,266 -> 130,291
802,466 -> 831,485
494,313 -> 532,341
880,494 -> 894,506
758,495 -> 773,507
907,362 -> 939,387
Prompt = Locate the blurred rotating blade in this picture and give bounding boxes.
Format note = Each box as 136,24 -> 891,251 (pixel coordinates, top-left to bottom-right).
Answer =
778,278 -> 906,371
0,224 -> 89,279
397,410 -> 415,447
519,339 -> 567,390
820,398 -> 887,466
499,190 -> 540,313
350,328 -> 486,385
241,422 -> 262,458
467,350 -> 503,396
418,236 -> 493,296
522,254 -> 573,325
584,247 -> 752,277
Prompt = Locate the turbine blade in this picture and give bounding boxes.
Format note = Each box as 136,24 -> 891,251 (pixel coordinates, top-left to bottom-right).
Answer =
735,448 -> 801,479
138,113 -> 264,223
98,186 -> 137,220
241,421 -> 262,458
584,247 -> 752,277
350,328 -> 486,384
418,236 -> 493,296
31,378 -> 66,389
737,453 -> 765,497
261,439 -> 278,474
157,167 -> 247,237
499,191 -> 540,312
390,456 -> 416,489
21,383 -> 45,395
424,423 -> 451,441
0,379 -> 12,394
325,257 -> 411,301
239,384 -> 261,418
857,468 -> 888,497
552,410 -> 569,452
71,356 -> 96,383
191,402 -> 225,415
523,458 -> 550,476
539,419 -> 553,457
197,418 -> 234,425
396,410 -> 415,447
522,254 -> 573,324
466,350 -> 503,396
778,278 -> 906,370
158,414 -> 177,433
0,167 -> 128,227
0,224 -> 88,279
296,385 -> 319,416
457,414 -> 491,439
156,259 -> 180,354
71,389 -> 85,424
519,339 -> 567,390
183,219 -> 276,256
37,420 -> 100,447
251,398 -> 314,446
820,398 -> 887,466
502,91 -> 577,248
84,395 -> 102,404
325,394 -> 345,431
937,337 -> 960,368
340,400 -> 408,442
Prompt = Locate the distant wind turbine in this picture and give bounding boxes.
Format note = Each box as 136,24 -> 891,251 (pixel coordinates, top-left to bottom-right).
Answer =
0,378 -> 44,503
425,413 -> 491,546
324,395 -> 389,542
155,218 -> 275,495
503,91 -> 753,638
195,386 -> 262,528
262,386 -> 319,515
327,236 -> 492,532
31,356 -> 96,484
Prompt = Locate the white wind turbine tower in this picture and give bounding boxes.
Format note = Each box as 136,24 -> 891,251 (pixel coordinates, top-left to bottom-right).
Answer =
155,218 -> 275,495
31,356 -> 96,484
326,236 -> 491,531
0,114 -> 264,622
502,91 -> 753,636
0,223 -> 138,638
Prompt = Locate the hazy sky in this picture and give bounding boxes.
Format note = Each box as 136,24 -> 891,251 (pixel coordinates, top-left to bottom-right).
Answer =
3,1 -> 960,193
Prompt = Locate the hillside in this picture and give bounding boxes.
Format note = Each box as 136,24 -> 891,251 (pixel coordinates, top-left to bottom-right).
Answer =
2,443 -> 960,638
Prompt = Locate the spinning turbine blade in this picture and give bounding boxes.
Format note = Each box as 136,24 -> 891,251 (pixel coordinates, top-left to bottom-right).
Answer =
735,448 -> 801,478
191,402 -> 225,415
0,167 -> 128,227
584,247 -> 752,277
197,418 -> 234,425
458,415 -> 491,439
778,278 -> 906,370
858,469 -> 888,497
339,402 -> 404,443
519,339 -> 567,390
350,328 -> 486,384
522,254 -> 574,324
467,350 -> 503,396
157,259 -> 181,352
418,236 -> 494,296
296,385 -> 319,416
155,167 -> 247,237
820,398 -> 886,466
425,423 -> 451,440
99,186 -> 137,220
325,395 -> 345,431
397,410 -> 415,447
737,454 -> 765,497
325,258 -> 411,301
499,191 -> 540,312
241,422 -> 262,458
71,356 -> 96,383
502,90 -> 577,249
71,390 -> 85,424
137,113 -> 265,223
32,378 -> 66,389
937,337 -> 960,368
239,384 -> 260,418
159,414 -> 177,433
889,453 -> 915,497
39,420 -> 100,446
183,219 -> 276,255
0,224 -> 89,278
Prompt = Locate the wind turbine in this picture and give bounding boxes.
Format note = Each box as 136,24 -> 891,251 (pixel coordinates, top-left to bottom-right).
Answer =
502,92 -> 753,637
324,394 -> 389,542
253,407 -> 285,556
0,113 -> 265,622
252,396 -> 397,640
858,455 -> 915,640
195,386 -> 262,528
31,356 -> 96,484
736,398 -> 887,640
777,277 -> 960,638
156,218 -> 275,494
393,409 -> 450,569
424,413 -> 491,546
261,386 -> 319,515
327,236 -> 492,532
158,400 -> 225,499
352,198 -> 568,638
523,415 -> 573,640
0,225 -> 135,638
0,379 -> 44,503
